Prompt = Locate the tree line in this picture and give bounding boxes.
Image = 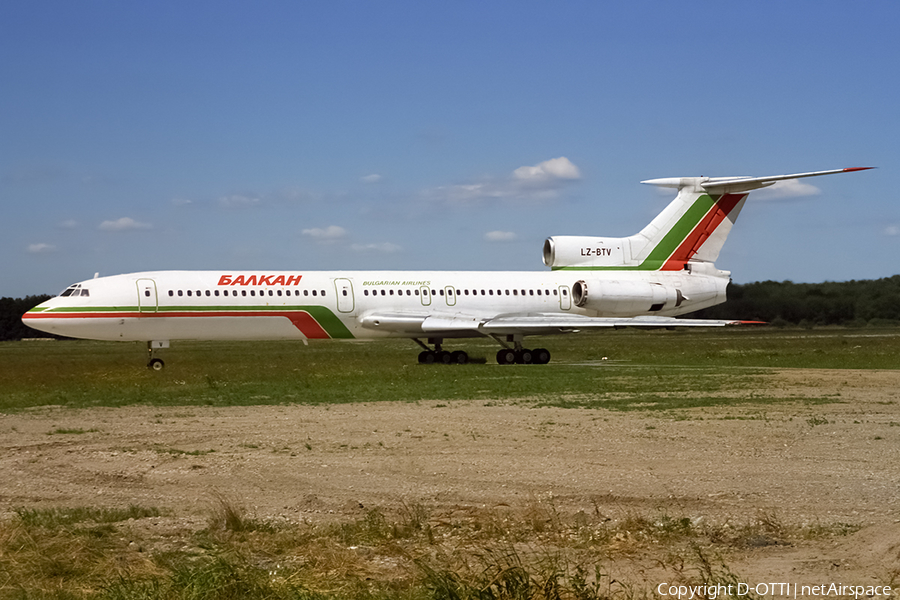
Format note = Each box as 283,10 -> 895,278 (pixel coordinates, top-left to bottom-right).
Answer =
692,275 -> 900,327
2,275 -> 898,340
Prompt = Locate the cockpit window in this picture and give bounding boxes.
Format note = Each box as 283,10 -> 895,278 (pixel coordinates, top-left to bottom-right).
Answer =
59,284 -> 88,297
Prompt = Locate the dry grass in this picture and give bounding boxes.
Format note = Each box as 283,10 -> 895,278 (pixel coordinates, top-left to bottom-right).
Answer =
0,498 -> 859,599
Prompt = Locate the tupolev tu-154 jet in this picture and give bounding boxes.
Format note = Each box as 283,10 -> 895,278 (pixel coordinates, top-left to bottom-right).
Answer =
23,167 -> 872,369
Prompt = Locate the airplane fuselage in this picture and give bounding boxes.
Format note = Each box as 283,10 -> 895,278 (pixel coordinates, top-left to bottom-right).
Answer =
24,268 -> 727,343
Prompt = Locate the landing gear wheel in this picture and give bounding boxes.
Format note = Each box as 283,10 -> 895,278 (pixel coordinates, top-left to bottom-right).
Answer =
147,358 -> 165,371
418,350 -> 436,364
515,349 -> 534,364
533,348 -> 551,365
450,350 -> 469,365
436,350 -> 452,365
496,349 -> 516,365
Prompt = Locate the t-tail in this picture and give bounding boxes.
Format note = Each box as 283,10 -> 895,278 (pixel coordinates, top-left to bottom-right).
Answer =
543,167 -> 874,273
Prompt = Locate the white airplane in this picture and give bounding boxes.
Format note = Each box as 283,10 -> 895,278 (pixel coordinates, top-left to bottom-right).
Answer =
23,167 -> 871,369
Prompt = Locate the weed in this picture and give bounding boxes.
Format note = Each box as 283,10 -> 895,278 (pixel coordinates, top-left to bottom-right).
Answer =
47,427 -> 99,435
14,505 -> 161,528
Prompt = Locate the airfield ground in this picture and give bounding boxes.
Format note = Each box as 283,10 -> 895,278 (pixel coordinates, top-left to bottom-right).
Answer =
1,332 -> 899,597
2,367 -> 900,594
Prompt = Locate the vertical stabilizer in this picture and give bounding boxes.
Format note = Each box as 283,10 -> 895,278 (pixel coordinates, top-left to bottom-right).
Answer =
629,179 -> 748,270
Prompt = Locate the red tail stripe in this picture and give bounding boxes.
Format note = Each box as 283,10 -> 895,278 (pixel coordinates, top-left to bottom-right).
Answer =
661,193 -> 745,271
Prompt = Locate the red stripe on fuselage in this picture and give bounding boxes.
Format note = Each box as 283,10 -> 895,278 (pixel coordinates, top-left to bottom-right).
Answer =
660,193 -> 745,271
23,310 -> 331,339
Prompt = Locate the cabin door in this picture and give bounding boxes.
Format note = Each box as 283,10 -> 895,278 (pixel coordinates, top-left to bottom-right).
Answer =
334,278 -> 355,313
137,279 -> 159,313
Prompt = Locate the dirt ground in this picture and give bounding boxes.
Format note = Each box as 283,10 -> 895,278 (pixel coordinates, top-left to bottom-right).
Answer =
1,367 -> 899,588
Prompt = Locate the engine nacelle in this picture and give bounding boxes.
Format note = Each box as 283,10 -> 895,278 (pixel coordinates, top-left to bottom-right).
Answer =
542,236 -> 628,268
571,279 -> 684,316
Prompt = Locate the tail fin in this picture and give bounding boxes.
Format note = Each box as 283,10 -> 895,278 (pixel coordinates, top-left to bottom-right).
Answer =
544,168 -> 873,272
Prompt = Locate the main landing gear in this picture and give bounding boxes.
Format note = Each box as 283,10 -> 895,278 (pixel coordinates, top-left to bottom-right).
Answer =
412,337 -> 551,365
414,338 -> 469,365
493,334 -> 551,365
495,346 -> 551,365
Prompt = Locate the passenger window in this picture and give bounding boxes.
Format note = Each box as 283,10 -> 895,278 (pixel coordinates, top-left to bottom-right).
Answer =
439,289 -> 444,296
304,290 -> 309,296
187,290 -> 192,296
277,290 -> 282,296
390,290 -> 394,295
205,290 -> 210,296
312,290 -> 317,296
562,289 -> 568,296
145,290 -> 151,297
489,290 -> 493,295
321,290 -> 325,297
250,290 -> 255,296
406,290 -> 411,296
415,289 -> 420,296
178,290 -> 183,297
342,290 -> 347,296
513,290 -> 518,296
242,290 -> 247,297
505,290 -> 509,295
168,290 -> 174,297
553,289 -> 557,295
529,290 -> 534,296
215,290 -> 220,296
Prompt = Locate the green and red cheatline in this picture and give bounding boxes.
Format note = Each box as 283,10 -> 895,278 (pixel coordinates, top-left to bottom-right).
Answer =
23,305 -> 355,339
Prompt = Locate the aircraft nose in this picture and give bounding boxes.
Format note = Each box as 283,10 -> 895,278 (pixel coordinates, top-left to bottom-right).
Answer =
21,298 -> 56,334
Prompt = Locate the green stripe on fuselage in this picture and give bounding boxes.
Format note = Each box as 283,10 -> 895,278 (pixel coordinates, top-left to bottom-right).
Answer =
39,304 -> 354,339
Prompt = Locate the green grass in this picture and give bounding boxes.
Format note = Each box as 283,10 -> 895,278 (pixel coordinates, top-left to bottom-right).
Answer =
1,327 -> 898,412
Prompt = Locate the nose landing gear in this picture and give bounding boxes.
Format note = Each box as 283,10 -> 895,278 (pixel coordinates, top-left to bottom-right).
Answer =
146,340 -> 170,370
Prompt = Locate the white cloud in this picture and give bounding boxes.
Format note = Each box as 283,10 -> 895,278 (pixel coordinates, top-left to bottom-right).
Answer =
426,156 -> 582,204
98,217 -> 152,231
753,179 -> 821,200
885,224 -> 900,236
512,157 -> 581,182
302,225 -> 347,241
484,230 -> 517,242
351,242 -> 401,253
171,197 -> 193,206
27,243 -> 56,254
218,194 -> 261,208
361,174 -> 383,184
58,219 -> 78,229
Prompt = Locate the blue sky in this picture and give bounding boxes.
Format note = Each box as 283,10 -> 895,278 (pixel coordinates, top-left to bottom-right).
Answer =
2,1 -> 897,297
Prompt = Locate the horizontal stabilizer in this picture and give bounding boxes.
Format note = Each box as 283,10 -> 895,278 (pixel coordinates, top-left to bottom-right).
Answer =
642,167 -> 874,194
700,167 -> 874,194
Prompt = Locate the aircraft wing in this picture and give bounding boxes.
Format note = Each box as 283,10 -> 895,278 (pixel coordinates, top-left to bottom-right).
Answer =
358,312 -> 758,337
